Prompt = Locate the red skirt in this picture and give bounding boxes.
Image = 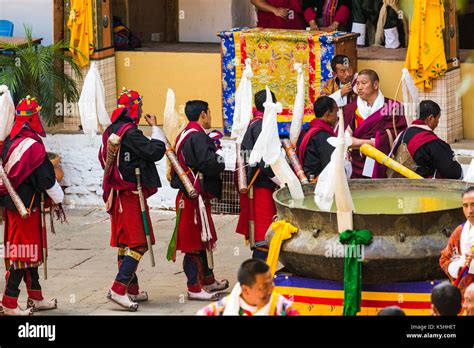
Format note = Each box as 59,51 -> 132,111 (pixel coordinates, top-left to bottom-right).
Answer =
110,190 -> 155,249
176,192 -> 217,253
236,187 -> 277,243
4,207 -> 43,264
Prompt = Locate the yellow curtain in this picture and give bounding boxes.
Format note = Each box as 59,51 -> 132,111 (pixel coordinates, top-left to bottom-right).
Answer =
405,0 -> 447,91
67,0 -> 94,67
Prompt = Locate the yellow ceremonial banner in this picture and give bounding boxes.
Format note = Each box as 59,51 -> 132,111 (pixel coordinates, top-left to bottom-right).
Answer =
405,0 -> 448,91
238,28 -> 321,125
67,0 -> 94,67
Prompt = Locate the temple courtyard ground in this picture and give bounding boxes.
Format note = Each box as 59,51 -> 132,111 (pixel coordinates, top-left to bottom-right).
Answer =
0,208 -> 250,315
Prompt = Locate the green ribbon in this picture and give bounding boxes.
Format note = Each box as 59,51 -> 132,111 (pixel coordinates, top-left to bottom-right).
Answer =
339,229 -> 373,316
166,205 -> 182,262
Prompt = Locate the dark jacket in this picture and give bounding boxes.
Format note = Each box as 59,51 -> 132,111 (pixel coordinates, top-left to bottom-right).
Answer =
108,115 -> 166,190
241,118 -> 278,190
171,131 -> 225,199
404,127 -> 462,179
299,131 -> 335,178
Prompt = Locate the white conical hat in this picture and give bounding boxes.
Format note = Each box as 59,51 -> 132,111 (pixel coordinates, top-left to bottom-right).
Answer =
0,85 -> 15,142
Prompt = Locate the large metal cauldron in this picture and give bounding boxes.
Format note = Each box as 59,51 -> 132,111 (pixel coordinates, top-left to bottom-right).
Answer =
268,179 -> 468,284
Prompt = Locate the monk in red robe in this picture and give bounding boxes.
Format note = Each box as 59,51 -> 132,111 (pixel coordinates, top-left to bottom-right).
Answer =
440,187 -> 474,297
343,69 -> 407,178
251,0 -> 307,30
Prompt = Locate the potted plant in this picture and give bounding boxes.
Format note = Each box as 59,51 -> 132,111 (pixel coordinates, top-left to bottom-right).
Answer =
0,26 -> 82,125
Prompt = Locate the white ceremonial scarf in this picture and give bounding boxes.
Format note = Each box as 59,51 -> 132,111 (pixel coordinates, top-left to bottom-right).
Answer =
222,283 -> 272,316
448,221 -> 474,278
356,90 -> 385,120
460,221 -> 474,260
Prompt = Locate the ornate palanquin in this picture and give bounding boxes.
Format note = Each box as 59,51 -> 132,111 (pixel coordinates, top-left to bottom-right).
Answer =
218,28 -> 358,136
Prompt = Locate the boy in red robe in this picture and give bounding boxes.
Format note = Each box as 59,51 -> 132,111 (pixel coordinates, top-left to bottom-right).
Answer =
0,96 -> 64,316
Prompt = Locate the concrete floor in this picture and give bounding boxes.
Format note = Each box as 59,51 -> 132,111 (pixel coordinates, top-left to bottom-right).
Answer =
0,208 -> 251,315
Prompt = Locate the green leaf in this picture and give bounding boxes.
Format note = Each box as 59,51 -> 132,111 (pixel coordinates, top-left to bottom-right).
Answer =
0,24 -> 83,125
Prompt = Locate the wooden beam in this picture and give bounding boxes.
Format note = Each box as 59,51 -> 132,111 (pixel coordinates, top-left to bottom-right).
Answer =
53,0 -> 64,43
166,0 -> 179,42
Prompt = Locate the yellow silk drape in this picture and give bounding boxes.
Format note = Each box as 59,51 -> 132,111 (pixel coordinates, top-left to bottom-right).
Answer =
405,0 -> 447,91
67,0 -> 94,67
266,220 -> 298,276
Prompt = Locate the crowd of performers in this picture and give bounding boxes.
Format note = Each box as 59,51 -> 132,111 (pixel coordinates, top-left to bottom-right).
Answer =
0,50 -> 471,316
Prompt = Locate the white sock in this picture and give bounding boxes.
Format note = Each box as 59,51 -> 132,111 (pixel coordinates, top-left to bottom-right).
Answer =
352,23 -> 367,46
384,27 -> 400,49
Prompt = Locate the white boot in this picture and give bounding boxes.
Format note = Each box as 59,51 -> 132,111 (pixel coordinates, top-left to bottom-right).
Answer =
107,289 -> 139,311
187,289 -> 220,301
2,305 -> 34,316
27,298 -> 57,312
352,23 -> 367,46
203,279 -> 230,293
128,291 -> 148,302
384,27 -> 400,49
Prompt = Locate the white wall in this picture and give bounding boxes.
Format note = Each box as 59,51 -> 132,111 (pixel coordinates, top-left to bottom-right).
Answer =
44,134 -> 177,209
178,0 -> 255,43
0,0 -> 53,45
43,134 -> 236,209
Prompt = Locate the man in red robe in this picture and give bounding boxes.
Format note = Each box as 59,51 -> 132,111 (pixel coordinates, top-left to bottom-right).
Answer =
99,89 -> 166,311
236,90 -> 280,260
297,96 -> 337,179
170,100 -> 229,301
0,96 -> 64,316
440,187 -> 474,297
343,69 -> 407,178
251,0 -> 307,30
391,100 -> 462,179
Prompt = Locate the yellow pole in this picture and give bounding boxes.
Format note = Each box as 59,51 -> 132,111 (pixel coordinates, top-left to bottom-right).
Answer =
360,144 -> 423,179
